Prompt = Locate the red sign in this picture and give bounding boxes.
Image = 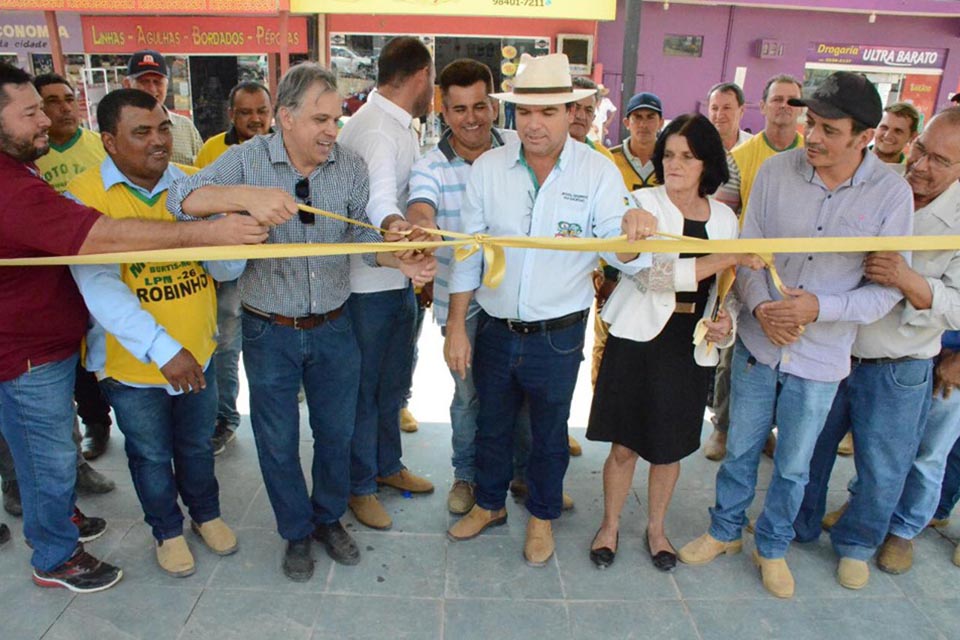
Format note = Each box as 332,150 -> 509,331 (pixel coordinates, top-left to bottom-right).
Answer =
81,16 -> 308,54
0,1 -> 279,14
900,74 -> 941,126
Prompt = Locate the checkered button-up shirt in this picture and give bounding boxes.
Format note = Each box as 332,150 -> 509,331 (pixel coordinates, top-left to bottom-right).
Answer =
167,131 -> 382,317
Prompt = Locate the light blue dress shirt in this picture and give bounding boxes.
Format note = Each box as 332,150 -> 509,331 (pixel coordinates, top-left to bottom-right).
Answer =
69,158 -> 245,394
735,148 -> 914,382
449,135 -> 650,321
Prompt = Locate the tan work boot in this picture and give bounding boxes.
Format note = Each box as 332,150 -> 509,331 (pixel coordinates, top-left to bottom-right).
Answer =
929,517 -> 951,529
837,557 -> 869,589
156,535 -> 196,578
953,543 -> 960,568
822,502 -> 848,531
399,407 -> 419,433
524,516 -> 555,567
349,494 -> 392,530
752,550 -> 794,598
678,532 -> 743,565
191,517 -> 238,556
562,492 -> 574,511
447,481 -> 476,515
568,435 -> 582,457
837,431 -> 854,456
377,469 -> 434,494
877,533 -> 913,574
448,505 -> 507,541
704,428 -> 727,461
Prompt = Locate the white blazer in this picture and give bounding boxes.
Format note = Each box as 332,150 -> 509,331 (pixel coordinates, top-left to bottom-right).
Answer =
601,185 -> 741,366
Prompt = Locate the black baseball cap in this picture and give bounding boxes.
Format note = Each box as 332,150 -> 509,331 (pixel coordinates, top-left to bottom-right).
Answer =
788,71 -> 882,129
127,50 -> 168,79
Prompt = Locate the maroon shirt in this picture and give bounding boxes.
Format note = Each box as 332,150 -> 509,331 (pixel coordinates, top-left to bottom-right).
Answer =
0,151 -> 101,382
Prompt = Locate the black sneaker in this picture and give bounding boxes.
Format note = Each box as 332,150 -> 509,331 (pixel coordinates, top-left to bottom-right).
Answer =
0,522 -> 10,545
312,520 -> 360,566
2,479 -> 21,517
282,537 -> 314,582
211,420 -> 236,456
32,545 -> 122,593
72,507 -> 107,543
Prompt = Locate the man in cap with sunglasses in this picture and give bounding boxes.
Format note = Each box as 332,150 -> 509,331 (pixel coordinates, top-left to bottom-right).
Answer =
167,63 -> 435,582
679,72 -> 913,598
444,53 -> 656,567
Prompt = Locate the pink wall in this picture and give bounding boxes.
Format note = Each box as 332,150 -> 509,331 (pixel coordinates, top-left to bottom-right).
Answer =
599,0 -> 960,142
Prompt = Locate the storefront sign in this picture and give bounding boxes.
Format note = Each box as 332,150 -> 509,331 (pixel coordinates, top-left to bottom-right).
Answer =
900,74 -> 940,125
0,11 -> 82,52
292,0 -> 616,20
81,16 -> 308,54
808,42 -> 946,70
0,1 -> 278,14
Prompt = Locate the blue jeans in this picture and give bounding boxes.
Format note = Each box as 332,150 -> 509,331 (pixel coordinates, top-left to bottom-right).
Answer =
242,308 -> 360,540
890,385 -> 960,537
473,311 -> 585,520
402,290 -> 427,408
347,287 -> 415,496
214,280 -> 242,429
100,366 -> 221,541
0,354 -> 79,571
794,359 -> 932,559
710,340 -> 840,558
442,312 -> 532,484
936,425 -> 960,520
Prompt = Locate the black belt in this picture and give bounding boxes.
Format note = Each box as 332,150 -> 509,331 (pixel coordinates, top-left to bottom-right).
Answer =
851,355 -> 923,366
242,304 -> 344,330
493,309 -> 589,335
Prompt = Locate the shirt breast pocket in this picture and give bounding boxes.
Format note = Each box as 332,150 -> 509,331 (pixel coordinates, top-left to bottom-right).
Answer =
838,214 -> 882,237
554,202 -> 590,239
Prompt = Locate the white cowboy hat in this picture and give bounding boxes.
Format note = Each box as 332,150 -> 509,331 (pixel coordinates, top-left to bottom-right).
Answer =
490,53 -> 595,105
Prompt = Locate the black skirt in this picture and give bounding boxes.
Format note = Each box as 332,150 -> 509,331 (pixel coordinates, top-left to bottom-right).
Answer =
586,312 -> 712,465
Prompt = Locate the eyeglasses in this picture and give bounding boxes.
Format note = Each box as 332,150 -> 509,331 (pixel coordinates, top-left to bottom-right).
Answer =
910,140 -> 960,171
295,177 -> 314,225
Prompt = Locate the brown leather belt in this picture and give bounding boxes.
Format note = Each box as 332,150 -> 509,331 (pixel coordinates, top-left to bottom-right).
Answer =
674,301 -> 697,314
242,304 -> 344,330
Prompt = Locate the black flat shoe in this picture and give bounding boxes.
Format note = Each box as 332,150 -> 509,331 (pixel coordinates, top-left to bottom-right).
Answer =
645,531 -> 677,572
589,528 -> 618,569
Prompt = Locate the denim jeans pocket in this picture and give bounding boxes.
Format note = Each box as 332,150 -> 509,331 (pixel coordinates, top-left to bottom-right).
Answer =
546,321 -> 586,355
241,315 -> 270,343
326,310 -> 352,334
890,360 -> 930,389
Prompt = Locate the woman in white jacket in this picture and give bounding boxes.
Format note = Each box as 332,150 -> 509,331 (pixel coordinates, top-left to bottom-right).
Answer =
587,113 -> 764,572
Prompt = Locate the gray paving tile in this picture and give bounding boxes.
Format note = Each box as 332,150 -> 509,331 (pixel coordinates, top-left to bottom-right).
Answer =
568,601 -> 698,640
686,598 -> 835,640
445,534 -> 564,599
443,598 -> 570,640
206,526 -> 331,593
911,597 -> 960,639
881,529 -> 959,599
327,532 -> 445,598
354,487 -> 450,535
180,589 -> 319,640
0,575 -> 73,640
312,594 -> 442,639
550,485 -> 646,540
554,535 -> 680,601
44,584 -> 202,640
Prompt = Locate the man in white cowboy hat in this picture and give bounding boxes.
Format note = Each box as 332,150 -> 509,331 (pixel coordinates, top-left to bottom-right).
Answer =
444,53 -> 657,567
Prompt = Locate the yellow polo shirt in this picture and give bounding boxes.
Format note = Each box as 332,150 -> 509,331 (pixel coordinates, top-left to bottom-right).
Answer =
35,128 -> 106,193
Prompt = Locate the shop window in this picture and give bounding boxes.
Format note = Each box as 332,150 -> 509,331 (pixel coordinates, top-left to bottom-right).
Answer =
663,35 -> 703,58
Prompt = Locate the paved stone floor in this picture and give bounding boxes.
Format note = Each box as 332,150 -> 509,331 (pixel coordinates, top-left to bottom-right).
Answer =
2,327 -> 959,639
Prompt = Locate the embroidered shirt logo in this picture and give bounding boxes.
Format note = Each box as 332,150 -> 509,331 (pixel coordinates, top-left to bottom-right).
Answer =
555,221 -> 583,238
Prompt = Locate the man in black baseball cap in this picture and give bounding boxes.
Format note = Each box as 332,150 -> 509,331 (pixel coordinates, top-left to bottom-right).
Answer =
123,50 -> 202,165
788,71 -> 883,131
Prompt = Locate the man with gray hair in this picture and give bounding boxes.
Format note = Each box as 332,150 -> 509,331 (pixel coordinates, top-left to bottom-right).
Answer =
167,62 -> 436,582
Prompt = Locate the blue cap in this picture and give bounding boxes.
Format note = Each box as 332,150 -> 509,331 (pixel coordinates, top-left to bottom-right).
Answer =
626,92 -> 663,116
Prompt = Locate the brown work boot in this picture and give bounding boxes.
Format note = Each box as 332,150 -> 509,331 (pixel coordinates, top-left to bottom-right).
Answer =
837,557 -> 869,589
156,535 -> 195,578
447,481 -> 476,515
524,516 -> 555,567
929,517 -> 950,529
568,435 -> 582,457
877,533 -> 913,574
678,532 -> 743,565
954,543 -> 960,568
762,430 -> 778,458
704,428 -> 727,461
448,505 -> 507,541
190,517 -> 238,555
752,550 -> 794,598
376,469 -> 434,494
399,407 -> 419,433
822,502 -> 848,531
349,494 -> 392,530
837,431 -> 854,456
